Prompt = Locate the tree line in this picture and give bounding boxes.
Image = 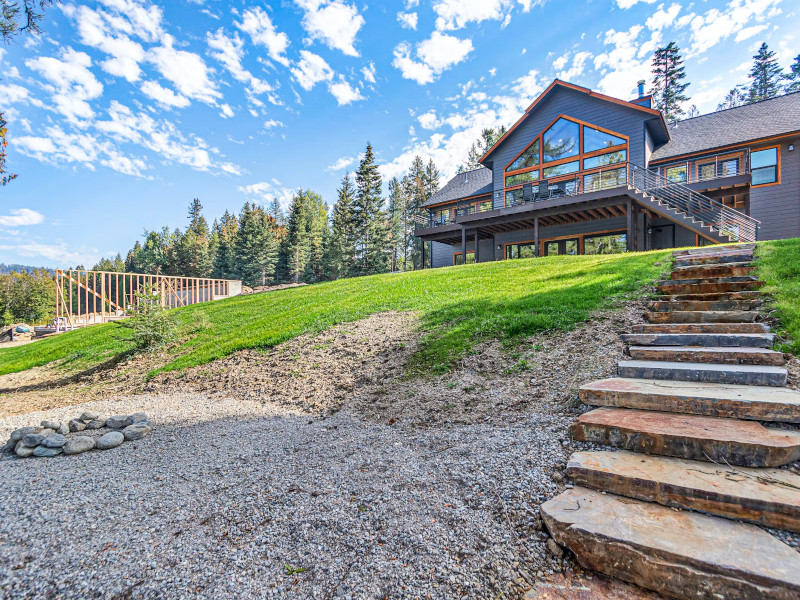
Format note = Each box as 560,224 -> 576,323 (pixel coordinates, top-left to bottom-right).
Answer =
93,143 -> 441,287
650,41 -> 800,122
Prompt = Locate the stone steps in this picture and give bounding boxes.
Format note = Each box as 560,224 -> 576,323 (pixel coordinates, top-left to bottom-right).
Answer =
673,252 -> 754,267
628,345 -> 785,366
566,451 -> 800,533
672,243 -> 756,256
644,310 -> 758,324
656,280 -> 765,295
571,407 -> 800,467
659,291 -> 763,302
648,299 -> 762,312
541,487 -> 800,600
661,275 -> 759,287
618,359 -> 787,386
621,332 -> 776,348
629,322 -> 771,334
580,377 -> 800,422
670,263 -> 756,280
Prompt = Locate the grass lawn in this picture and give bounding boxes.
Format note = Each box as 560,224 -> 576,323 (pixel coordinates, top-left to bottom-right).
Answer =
0,250 -> 674,379
757,238 -> 800,355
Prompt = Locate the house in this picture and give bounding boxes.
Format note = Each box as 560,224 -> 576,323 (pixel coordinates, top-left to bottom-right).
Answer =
415,79 -> 800,267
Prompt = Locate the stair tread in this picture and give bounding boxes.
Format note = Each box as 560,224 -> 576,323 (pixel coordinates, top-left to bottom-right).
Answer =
630,323 -> 771,333
628,345 -> 784,366
619,359 -> 786,375
660,275 -> 760,285
541,487 -> 800,600
566,450 -> 800,533
644,310 -> 759,323
622,333 -> 775,348
673,260 -> 754,271
619,359 -> 787,386
572,407 -> 800,466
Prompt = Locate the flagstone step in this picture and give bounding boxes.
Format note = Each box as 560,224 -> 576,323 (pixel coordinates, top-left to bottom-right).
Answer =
628,345 -> 784,366
571,407 -> 800,466
672,243 -> 756,256
618,359 -> 787,386
579,377 -> 800,422
621,332 -> 776,348
629,322 -> 771,334
648,299 -> 762,312
659,275 -> 759,287
671,263 -> 756,279
644,310 -> 758,324
656,281 -> 766,295
541,487 -> 800,600
659,291 -> 763,302
566,451 -> 800,533
673,252 -> 754,267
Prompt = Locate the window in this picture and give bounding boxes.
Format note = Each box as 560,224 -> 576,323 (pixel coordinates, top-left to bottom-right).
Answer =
584,232 -> 627,254
505,242 -> 537,259
697,157 -> 740,181
665,165 -> 687,183
583,126 -> 626,153
436,208 -> 451,224
583,167 -> 626,191
478,199 -> 493,212
720,158 -> 740,177
508,139 -> 540,171
505,170 -> 539,186
543,239 -> 579,256
544,160 -> 579,178
505,188 -> 523,206
751,147 -> 778,185
453,251 -> 475,265
583,150 -> 627,169
543,118 -> 579,162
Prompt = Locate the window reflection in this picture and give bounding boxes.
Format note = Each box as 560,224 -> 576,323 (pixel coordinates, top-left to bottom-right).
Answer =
543,119 -> 579,162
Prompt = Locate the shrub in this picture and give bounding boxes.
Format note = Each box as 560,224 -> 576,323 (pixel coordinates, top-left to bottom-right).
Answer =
116,286 -> 178,352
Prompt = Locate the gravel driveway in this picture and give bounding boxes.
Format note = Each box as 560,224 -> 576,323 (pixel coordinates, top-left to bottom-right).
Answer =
0,393 -> 573,599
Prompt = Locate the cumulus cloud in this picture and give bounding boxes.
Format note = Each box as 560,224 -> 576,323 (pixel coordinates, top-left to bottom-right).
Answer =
361,62 -> 376,84
327,155 -> 356,171
263,119 -> 284,129
0,240 -> 103,267
616,0 -> 658,8
0,209 -> 45,227
329,78 -> 364,106
432,0 -> 522,30
593,24 -> 661,97
291,50 -> 334,90
140,80 -> 190,108
397,12 -> 418,29
236,6 -> 290,66
238,181 -> 295,209
0,83 -> 30,104
295,0 -> 365,57
392,32 -> 474,85
557,51 -> 592,81
207,28 -> 275,103
685,0 -> 781,55
147,35 -> 221,105
645,3 -> 682,31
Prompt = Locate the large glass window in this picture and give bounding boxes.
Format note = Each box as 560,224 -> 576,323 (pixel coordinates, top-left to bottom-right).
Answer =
436,208 -> 451,224
583,167 -> 626,191
543,118 -> 579,162
505,242 -> 537,259
584,232 -> 627,254
478,199 -> 493,212
697,157 -> 740,181
751,147 -> 778,185
665,165 -> 687,183
505,188 -> 523,206
543,160 -> 579,178
453,251 -> 475,265
508,140 -> 540,171
505,170 -> 539,186
543,239 -> 579,256
583,126 -> 626,153
583,149 -> 627,169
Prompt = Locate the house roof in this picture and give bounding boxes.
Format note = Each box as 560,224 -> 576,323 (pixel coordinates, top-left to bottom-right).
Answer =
650,92 -> 800,162
479,79 -> 669,165
421,167 -> 492,208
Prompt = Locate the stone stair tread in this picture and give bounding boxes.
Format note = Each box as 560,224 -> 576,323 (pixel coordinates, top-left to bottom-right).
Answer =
566,450 -> 800,533
659,291 -> 763,301
673,253 -> 754,267
660,275 -> 759,286
571,407 -> 800,466
541,487 -> 800,600
628,345 -> 784,366
644,310 -> 758,324
648,299 -> 762,312
579,377 -> 800,422
655,281 -> 766,295
672,244 -> 756,256
673,260 -> 754,271
618,359 -> 787,386
670,264 -> 756,280
629,322 -> 771,334
621,332 -> 775,348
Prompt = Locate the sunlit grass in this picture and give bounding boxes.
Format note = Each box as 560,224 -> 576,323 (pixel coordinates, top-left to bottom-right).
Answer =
0,250 -> 673,378
756,238 -> 800,355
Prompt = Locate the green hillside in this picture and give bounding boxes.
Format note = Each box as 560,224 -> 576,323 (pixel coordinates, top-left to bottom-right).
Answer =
1,250 -> 677,378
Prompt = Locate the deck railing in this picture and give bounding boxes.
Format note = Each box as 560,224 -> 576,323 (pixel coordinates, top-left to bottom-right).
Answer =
652,149 -> 751,185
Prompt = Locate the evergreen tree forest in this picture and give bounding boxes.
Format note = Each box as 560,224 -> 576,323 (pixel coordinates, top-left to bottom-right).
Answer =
108,144 -> 440,287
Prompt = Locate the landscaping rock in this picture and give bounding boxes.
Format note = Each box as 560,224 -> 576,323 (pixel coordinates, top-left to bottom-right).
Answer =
14,441 -> 35,458
68,419 -> 86,432
41,434 -> 67,448
41,420 -> 61,430
106,415 -> 128,429
127,412 -> 148,425
56,423 -> 69,435
122,423 -> 152,441
9,426 -> 38,443
79,411 -> 99,422
63,436 -> 96,455
22,433 -> 44,448
85,417 -> 107,430
96,431 -> 124,450
33,446 -> 62,457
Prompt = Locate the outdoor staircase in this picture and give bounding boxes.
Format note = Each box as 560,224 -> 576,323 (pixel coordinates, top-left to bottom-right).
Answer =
541,244 -> 800,599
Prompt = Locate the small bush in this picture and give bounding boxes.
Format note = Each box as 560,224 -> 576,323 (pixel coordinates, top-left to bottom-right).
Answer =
116,286 -> 178,352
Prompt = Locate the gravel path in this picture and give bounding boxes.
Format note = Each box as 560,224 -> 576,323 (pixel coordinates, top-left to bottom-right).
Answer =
0,393 -> 574,599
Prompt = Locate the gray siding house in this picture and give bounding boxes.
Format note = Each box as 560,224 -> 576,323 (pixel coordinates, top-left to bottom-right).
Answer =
416,80 -> 800,268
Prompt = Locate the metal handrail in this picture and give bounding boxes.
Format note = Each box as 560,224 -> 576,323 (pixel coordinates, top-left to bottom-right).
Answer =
653,149 -> 751,184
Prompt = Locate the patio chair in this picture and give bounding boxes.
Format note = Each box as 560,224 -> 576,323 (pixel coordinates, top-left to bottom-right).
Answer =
522,183 -> 533,203
534,179 -> 550,200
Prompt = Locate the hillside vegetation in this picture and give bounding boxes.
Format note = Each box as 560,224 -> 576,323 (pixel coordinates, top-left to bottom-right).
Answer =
757,237 -> 800,355
1,250 -> 675,378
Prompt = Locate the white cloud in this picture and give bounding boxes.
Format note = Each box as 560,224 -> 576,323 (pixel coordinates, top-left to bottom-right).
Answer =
236,7 -> 290,66
219,103 -> 235,118
96,0 -> 164,42
263,119 -> 284,129
417,110 -> 441,130
238,181 -> 295,209
70,5 -> 146,82
291,50 -> 334,91
616,0 -> 658,8
295,0 -> 365,57
0,241 -> 103,267
0,83 -> 30,104
147,35 -> 221,104
433,0 -> 516,30
327,155 -> 356,171
361,62 -> 376,84
329,78 -> 364,105
26,47 -> 104,123
140,80 -> 190,108
552,52 -> 569,71
207,28 -> 275,102
0,209 -> 45,227
593,25 -> 660,97
645,3 -> 682,31
557,51 -> 592,81
735,24 -> 769,42
397,11 -> 418,29
686,0 -> 781,56
393,32 -> 474,85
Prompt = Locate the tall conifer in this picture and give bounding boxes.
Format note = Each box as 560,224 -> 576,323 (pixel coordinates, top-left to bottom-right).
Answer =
748,43 -> 784,102
650,42 -> 690,122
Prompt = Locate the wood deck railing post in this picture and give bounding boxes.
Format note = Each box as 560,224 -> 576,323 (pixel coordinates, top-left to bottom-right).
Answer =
534,217 -> 540,257
626,199 -> 634,252
461,228 -> 467,264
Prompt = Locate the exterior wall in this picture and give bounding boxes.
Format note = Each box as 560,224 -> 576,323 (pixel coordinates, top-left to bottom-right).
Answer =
644,128 -> 654,167
749,137 -> 800,241
488,87 -> 653,195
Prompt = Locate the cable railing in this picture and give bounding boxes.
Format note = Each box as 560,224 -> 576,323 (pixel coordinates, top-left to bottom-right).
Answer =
652,149 -> 751,184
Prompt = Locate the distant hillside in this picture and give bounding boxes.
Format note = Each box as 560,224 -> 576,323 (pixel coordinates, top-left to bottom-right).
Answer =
0,264 -> 56,276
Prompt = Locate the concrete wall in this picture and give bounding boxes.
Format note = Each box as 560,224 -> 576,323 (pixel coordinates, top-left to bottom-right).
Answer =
749,137 -> 800,241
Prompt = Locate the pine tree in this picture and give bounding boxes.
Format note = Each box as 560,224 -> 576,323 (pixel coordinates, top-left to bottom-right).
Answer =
233,203 -> 278,287
782,53 -> 800,93
387,177 -> 406,272
268,198 -> 285,226
212,211 -> 239,279
747,42 -> 783,103
460,126 -> 507,172
717,85 -> 747,111
325,173 -> 357,280
125,241 -> 142,273
353,143 -> 390,275
650,42 -> 690,122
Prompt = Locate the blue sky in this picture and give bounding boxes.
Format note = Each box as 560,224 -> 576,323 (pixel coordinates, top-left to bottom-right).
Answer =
0,0 -> 797,268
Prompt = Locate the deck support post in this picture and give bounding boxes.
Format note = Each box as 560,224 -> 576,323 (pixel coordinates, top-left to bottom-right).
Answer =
626,199 -> 634,252
461,228 -> 467,264
534,217 -> 540,257
474,228 -> 480,263
421,240 -> 426,270
643,211 -> 650,251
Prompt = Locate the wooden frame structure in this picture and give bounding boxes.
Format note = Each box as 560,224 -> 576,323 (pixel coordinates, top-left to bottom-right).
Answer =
55,270 -> 237,331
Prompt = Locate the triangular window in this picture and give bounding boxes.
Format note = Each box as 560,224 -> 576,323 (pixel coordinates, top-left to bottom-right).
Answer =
508,139 -> 539,171
543,118 -> 580,162
583,126 -> 626,153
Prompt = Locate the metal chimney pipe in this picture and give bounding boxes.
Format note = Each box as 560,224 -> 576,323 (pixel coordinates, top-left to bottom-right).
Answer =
637,80 -> 645,98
